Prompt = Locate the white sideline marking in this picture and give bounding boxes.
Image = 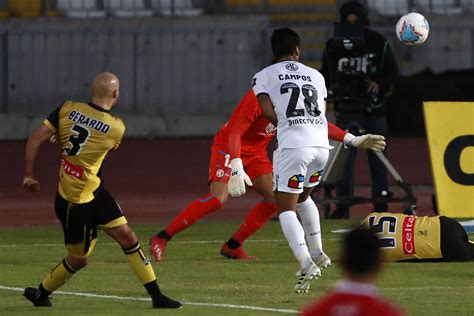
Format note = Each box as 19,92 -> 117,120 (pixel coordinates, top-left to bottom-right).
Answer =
0,238 -> 340,248
0,285 -> 298,314
388,285 -> 474,291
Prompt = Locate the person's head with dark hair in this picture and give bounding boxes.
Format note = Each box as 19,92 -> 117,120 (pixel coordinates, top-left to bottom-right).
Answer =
339,1 -> 369,26
271,27 -> 301,61
341,226 -> 381,282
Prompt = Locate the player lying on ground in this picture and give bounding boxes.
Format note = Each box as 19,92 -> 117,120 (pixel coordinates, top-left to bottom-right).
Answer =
362,212 -> 474,262
22,72 -> 181,309
149,89 -> 385,263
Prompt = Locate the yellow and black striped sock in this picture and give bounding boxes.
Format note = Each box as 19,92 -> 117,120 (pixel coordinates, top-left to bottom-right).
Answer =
42,258 -> 78,293
123,243 -> 157,286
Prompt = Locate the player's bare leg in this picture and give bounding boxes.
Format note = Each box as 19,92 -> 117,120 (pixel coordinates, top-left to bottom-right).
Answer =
106,224 -> 181,309
150,182 -> 227,261
276,189 -> 321,293
297,189 -> 331,269
221,173 -> 277,259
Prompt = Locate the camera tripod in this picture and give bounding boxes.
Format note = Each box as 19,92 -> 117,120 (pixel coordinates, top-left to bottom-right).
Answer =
312,123 -> 417,218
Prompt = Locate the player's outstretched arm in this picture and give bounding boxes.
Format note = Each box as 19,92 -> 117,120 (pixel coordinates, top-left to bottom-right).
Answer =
24,124 -> 55,192
226,91 -> 259,198
344,133 -> 386,152
328,122 -> 347,142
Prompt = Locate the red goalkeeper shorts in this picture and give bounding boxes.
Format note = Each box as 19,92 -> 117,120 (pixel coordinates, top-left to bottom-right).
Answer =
208,144 -> 273,184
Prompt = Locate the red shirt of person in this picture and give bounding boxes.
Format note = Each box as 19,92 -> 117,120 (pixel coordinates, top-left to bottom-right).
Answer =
301,227 -> 405,316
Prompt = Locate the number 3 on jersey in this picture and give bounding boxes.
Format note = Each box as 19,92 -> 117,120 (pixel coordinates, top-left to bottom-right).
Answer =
65,124 -> 90,156
281,82 -> 320,118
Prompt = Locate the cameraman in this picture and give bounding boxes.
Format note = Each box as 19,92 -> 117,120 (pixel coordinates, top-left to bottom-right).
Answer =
320,1 -> 398,218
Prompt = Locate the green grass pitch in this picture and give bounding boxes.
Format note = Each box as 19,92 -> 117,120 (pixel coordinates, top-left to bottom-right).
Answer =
0,219 -> 473,315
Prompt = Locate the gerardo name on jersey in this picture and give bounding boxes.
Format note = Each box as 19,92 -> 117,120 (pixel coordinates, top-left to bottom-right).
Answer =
68,110 -> 111,134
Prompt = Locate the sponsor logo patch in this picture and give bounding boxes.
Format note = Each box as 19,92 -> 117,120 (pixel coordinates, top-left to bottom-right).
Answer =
309,170 -> 323,183
285,63 -> 299,71
216,169 -> 225,178
61,156 -> 84,179
265,122 -> 277,134
402,216 -> 417,255
288,174 -> 304,189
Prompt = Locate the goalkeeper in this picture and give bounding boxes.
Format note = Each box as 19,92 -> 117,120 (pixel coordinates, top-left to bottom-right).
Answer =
362,212 -> 474,262
149,89 -> 385,262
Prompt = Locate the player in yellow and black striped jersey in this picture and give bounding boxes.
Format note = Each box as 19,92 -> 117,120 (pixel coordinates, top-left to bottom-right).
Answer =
362,212 -> 474,262
43,99 -> 125,204
22,72 -> 181,309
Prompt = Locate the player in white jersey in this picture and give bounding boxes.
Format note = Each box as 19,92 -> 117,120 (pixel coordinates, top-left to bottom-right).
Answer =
252,28 -> 385,293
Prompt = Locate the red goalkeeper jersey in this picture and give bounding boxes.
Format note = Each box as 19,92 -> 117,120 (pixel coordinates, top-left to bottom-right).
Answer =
213,89 -> 276,158
213,89 -> 346,159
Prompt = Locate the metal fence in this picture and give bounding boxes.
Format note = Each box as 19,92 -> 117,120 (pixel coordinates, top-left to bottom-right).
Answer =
367,0 -> 474,16
0,16 -> 473,117
1,0 -> 474,17
1,21 -> 267,115
0,0 -> 212,17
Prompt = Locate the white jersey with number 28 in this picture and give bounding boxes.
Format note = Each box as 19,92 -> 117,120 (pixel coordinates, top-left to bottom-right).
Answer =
252,61 -> 329,149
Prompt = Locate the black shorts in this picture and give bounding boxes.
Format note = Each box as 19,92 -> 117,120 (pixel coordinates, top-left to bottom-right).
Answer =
55,186 -> 126,257
440,216 -> 474,261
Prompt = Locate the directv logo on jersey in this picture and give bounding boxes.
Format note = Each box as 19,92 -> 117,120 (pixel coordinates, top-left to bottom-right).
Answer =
285,63 -> 299,71
288,117 -> 323,126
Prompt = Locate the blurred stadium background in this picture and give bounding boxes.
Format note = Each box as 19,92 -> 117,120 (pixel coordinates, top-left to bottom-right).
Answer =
0,0 -> 473,137
0,0 -> 473,216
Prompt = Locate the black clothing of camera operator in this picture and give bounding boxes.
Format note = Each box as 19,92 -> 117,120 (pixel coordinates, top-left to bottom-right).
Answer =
320,1 -> 398,218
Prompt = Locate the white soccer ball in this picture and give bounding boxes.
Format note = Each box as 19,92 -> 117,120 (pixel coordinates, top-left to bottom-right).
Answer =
395,13 -> 430,46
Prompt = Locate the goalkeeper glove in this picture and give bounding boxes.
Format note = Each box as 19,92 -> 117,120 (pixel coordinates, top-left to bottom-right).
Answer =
343,133 -> 386,152
228,158 -> 253,197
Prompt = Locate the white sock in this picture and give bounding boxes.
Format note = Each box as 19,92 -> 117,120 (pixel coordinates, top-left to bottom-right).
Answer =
279,211 -> 313,269
296,197 -> 324,259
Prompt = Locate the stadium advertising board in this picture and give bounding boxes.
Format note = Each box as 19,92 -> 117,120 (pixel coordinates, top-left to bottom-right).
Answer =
423,102 -> 474,218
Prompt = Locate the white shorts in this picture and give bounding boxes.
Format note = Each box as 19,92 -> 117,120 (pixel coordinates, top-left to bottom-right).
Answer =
272,147 -> 330,194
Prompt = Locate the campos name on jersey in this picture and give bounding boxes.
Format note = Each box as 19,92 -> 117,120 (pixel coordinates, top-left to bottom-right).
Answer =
278,74 -> 312,82
68,110 -> 111,134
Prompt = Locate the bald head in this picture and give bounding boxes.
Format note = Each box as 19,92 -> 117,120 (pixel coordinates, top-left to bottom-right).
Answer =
92,72 -> 120,106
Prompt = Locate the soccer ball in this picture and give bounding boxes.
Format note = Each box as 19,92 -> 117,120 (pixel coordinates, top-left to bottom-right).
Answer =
396,13 -> 429,46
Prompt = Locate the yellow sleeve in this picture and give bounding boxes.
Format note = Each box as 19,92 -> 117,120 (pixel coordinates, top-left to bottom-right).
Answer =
43,119 -> 57,133
43,103 -> 65,133
113,118 -> 125,150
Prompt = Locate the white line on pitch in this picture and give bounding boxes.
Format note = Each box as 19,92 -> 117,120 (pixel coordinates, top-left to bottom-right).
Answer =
0,285 -> 298,314
0,238 -> 341,248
